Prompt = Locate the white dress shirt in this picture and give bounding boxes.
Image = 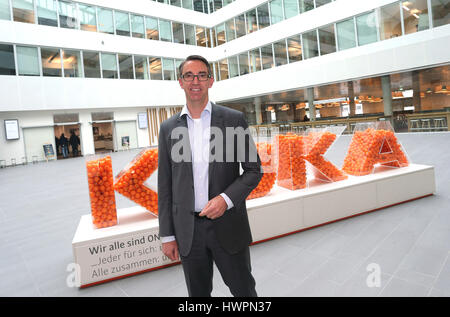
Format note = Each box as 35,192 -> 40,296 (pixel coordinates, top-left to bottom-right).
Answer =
161,101 -> 234,244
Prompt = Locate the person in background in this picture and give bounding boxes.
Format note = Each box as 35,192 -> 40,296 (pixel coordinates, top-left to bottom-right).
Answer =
60,133 -> 69,158
303,114 -> 310,122
69,130 -> 80,157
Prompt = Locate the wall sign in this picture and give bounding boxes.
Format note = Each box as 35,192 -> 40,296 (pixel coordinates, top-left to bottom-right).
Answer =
4,119 -> 20,140
137,113 -> 148,129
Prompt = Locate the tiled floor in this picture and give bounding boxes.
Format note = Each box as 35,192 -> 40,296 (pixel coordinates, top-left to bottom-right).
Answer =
0,132 -> 449,297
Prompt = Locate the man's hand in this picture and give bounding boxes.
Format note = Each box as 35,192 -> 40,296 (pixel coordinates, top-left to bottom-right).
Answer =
199,195 -> 228,219
162,240 -> 179,261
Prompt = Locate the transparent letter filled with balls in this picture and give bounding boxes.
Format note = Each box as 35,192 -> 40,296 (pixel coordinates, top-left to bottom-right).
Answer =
86,155 -> 117,228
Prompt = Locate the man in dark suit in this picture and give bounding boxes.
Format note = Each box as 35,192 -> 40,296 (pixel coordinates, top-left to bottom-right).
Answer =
158,55 -> 262,297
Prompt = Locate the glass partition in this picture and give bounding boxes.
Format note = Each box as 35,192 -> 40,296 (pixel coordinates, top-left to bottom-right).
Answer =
146,17 -> 159,40
131,15 -> 145,38
219,58 -> 229,80
118,54 -> 134,79
235,14 -> 246,38
0,0 -> 10,20
379,2 -> 402,40
299,0 -> 315,13
356,11 -> 378,46
216,23 -> 226,45
246,9 -> 258,34
431,0 -> 450,27
0,44 -> 16,75
336,17 -> 356,50
185,24 -> 196,45
270,0 -> 284,25
196,26 -> 207,47
287,35 -> 302,63
257,3 -> 270,29
17,46 -> 40,76
98,8 -> 114,34
101,53 -> 118,79
402,0 -> 429,34
162,58 -> 175,80
37,0 -> 57,27
239,53 -> 249,75
83,51 -> 101,78
115,11 -> 130,36
318,24 -> 336,55
303,30 -> 319,59
62,49 -> 82,78
249,48 -> 262,73
284,0 -> 299,19
225,19 -> 236,41
172,22 -> 184,43
59,0 -> 78,29
134,55 -> 149,80
159,19 -> 172,42
316,0 -> 332,7
274,39 -> 288,66
228,55 -> 239,78
41,47 -> 62,76
261,44 -> 274,69
13,0 -> 35,24
149,57 -> 162,80
79,4 -> 97,32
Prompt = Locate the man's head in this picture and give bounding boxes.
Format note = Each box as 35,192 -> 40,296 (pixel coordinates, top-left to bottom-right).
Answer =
178,55 -> 214,107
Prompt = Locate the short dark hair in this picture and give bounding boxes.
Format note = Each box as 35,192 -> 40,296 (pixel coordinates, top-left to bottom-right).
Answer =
178,55 -> 211,77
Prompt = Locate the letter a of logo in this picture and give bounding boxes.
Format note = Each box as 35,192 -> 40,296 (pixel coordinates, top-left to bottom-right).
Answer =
114,148 -> 159,216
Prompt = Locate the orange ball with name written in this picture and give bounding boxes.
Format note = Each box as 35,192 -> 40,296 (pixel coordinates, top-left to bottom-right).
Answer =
86,156 -> 117,229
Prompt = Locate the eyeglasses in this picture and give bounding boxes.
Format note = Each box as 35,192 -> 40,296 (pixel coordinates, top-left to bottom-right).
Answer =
181,72 -> 211,82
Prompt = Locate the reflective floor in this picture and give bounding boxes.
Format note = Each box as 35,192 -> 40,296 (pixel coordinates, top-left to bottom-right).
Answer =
0,132 -> 449,297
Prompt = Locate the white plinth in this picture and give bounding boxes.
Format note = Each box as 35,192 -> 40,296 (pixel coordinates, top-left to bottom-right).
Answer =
72,164 -> 435,287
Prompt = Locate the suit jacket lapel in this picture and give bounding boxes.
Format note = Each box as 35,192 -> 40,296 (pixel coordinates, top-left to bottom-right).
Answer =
209,103 -> 224,195
175,113 -> 194,186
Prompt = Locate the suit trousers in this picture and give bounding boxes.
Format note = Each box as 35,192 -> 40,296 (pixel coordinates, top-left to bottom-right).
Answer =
180,215 -> 257,297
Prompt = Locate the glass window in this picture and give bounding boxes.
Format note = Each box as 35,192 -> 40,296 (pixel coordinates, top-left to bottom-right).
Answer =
274,39 -> 288,66
0,44 -> 16,75
228,56 -> 239,78
431,0 -> 450,27
118,54 -> 133,79
203,0 -> 209,13
79,4 -> 97,32
356,11 -> 378,46
336,18 -> 356,50
225,19 -> 235,42
284,0 -> 299,19
182,0 -> 193,10
302,30 -> 319,58
246,9 -> 258,34
185,24 -> 196,45
134,55 -> 149,80
261,44 -> 274,69
171,0 -> 181,6
287,35 -> 302,62
235,14 -> 246,38
159,19 -> 172,42
193,0 -> 204,12
61,49 -> 82,78
257,3 -> 270,29
206,28 -> 213,48
196,26 -> 207,47
146,17 -> 159,40
101,53 -> 118,79
149,57 -> 162,80
17,46 -> 40,76
270,0 -> 284,25
37,0 -> 57,27
83,51 -> 101,78
402,0 -> 429,34
319,24 -> 336,55
216,23 -> 226,45
98,8 -> 114,35
162,58 -> 175,80
249,48 -> 261,73
131,15 -> 145,38
213,0 -> 222,11
379,2 -> 402,40
299,0 -> 314,13
172,22 -> 184,43
218,58 -> 228,80
315,0 -> 331,8
239,53 -> 249,75
0,0 -> 11,20
41,47 -> 61,76
115,11 -> 130,36
59,0 -> 78,29
12,0 -> 35,24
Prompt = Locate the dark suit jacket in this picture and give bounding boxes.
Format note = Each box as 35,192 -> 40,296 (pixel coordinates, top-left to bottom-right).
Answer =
158,103 -> 262,257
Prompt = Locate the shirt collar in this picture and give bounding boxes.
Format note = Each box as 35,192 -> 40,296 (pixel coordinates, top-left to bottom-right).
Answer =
180,101 -> 212,120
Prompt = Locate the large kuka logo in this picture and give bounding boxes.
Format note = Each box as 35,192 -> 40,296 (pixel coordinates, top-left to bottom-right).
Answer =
85,123 -> 409,229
